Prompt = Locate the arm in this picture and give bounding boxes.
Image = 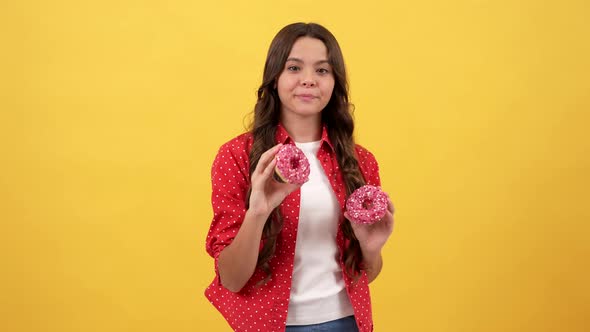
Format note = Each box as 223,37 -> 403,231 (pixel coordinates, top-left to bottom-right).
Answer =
351,146 -> 394,283
217,144 -> 300,292
361,250 -> 383,283
350,199 -> 394,283
217,209 -> 269,292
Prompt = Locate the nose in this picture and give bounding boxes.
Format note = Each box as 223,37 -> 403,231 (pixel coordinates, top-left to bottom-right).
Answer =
301,71 -> 316,87
302,79 -> 316,87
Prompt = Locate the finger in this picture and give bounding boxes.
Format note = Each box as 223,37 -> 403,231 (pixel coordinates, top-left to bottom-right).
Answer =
344,213 -> 363,232
255,144 -> 282,174
383,209 -> 395,230
282,183 -> 302,196
260,156 -> 277,179
387,199 -> 395,214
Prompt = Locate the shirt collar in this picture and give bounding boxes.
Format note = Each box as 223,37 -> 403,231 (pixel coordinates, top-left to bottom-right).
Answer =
275,122 -> 335,151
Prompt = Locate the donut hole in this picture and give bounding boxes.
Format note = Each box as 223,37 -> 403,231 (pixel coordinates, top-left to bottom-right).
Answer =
362,199 -> 374,210
290,157 -> 300,170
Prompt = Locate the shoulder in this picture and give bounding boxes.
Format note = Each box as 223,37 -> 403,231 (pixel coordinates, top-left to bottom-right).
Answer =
216,132 -> 253,156
211,132 -> 253,176
354,144 -> 378,165
354,144 -> 381,185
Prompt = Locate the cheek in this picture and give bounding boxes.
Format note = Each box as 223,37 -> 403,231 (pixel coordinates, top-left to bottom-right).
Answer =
278,84 -> 290,98
278,79 -> 294,94
277,81 -> 294,103
280,73 -> 295,84
323,81 -> 335,97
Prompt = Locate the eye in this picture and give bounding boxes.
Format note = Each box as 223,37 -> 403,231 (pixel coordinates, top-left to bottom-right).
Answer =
317,68 -> 330,74
287,66 -> 300,72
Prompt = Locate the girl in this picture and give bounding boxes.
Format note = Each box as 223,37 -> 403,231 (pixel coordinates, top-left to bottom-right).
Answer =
205,22 -> 394,332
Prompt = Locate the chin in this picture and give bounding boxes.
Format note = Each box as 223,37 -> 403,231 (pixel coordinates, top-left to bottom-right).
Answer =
281,102 -> 326,117
292,109 -> 323,117
293,104 -> 325,114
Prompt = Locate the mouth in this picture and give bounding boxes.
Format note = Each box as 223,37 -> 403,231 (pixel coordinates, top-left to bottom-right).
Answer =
296,94 -> 317,101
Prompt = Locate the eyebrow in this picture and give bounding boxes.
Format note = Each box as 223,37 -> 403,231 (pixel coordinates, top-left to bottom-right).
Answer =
286,57 -> 331,65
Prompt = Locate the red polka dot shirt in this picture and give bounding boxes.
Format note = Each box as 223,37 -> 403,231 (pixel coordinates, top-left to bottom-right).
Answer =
205,124 -> 382,332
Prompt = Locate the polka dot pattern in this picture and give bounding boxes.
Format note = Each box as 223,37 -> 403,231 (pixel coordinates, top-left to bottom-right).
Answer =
205,124 -> 382,332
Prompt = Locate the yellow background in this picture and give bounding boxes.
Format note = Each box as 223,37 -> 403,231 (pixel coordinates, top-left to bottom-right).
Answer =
2,0 -> 589,331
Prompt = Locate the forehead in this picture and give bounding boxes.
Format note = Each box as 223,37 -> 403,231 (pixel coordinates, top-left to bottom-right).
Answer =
287,37 -> 329,60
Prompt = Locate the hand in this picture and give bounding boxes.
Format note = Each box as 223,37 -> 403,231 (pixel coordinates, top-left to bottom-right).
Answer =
346,199 -> 395,255
248,144 -> 301,218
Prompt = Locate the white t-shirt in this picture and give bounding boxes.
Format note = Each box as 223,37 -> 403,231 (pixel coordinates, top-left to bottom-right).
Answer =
286,141 -> 354,325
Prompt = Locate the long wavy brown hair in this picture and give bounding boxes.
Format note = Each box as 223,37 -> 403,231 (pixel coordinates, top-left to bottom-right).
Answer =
247,22 -> 366,285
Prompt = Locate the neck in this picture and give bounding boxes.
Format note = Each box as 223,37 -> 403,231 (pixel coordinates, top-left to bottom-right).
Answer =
280,113 -> 322,142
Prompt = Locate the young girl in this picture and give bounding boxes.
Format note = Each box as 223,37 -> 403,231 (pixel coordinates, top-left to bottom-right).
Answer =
205,22 -> 394,332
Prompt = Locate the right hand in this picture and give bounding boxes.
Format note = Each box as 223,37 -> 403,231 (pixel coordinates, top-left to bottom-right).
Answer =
248,144 -> 301,218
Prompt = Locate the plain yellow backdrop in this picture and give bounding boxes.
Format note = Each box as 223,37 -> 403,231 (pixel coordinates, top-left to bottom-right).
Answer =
1,0 -> 589,331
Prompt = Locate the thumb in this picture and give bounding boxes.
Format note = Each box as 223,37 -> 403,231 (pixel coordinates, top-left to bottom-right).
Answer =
284,183 -> 302,195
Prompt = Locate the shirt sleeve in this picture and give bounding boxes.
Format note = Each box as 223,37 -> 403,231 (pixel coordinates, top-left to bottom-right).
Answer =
355,145 -> 382,187
205,139 -> 250,263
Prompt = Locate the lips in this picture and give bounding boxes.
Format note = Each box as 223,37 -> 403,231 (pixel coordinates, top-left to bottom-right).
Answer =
296,94 -> 317,101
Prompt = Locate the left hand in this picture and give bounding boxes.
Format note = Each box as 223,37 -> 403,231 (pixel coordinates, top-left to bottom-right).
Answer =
345,199 -> 395,254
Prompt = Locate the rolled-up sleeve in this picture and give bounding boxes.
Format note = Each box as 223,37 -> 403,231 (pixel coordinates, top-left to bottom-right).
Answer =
205,137 -> 251,269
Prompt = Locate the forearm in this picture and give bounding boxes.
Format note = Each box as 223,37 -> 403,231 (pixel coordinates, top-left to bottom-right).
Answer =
362,249 -> 383,283
217,209 -> 269,292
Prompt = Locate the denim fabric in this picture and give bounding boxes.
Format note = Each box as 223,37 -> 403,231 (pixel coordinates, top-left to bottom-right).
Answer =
285,316 -> 359,332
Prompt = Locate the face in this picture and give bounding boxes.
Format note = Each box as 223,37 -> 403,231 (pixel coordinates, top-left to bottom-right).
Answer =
276,37 -> 335,120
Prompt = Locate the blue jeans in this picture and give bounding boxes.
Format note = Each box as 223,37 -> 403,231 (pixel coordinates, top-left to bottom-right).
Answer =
285,316 -> 359,332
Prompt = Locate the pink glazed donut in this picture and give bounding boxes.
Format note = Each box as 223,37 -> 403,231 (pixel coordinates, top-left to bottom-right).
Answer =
345,185 -> 388,224
274,144 -> 310,185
